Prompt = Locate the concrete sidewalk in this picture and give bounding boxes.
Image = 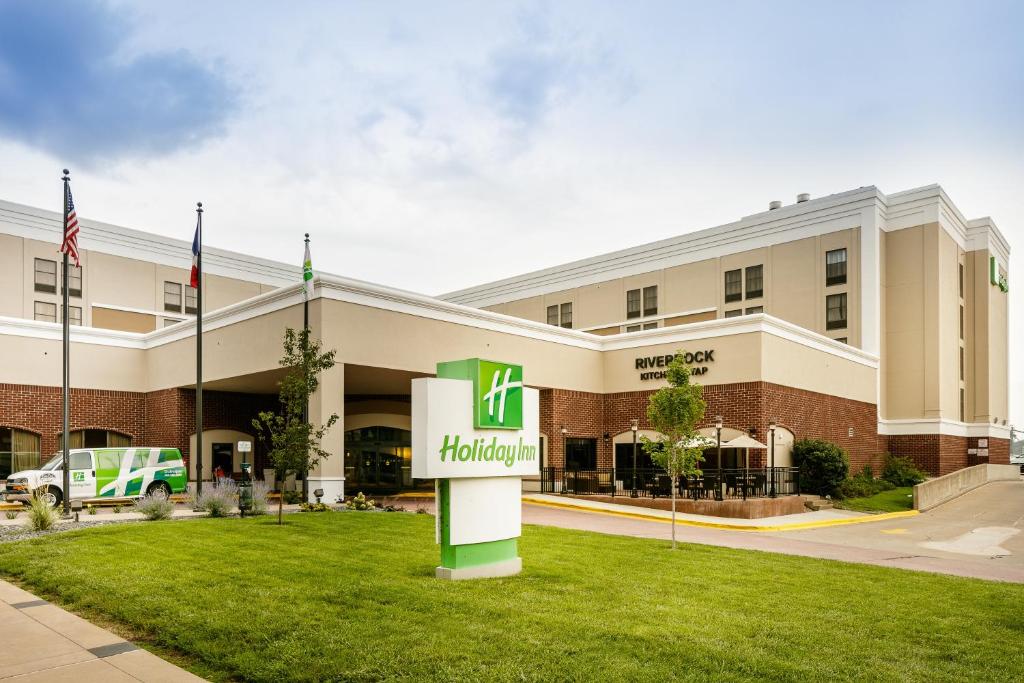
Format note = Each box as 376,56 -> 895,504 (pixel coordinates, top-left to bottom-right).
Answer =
0,580 -> 205,681
521,493 -> 918,530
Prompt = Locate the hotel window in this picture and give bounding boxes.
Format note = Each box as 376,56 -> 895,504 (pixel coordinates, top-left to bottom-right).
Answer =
960,347 -> 964,380
68,305 -> 82,326
0,427 -> 42,479
826,293 -> 847,330
745,306 -> 763,314
625,324 -> 642,333
626,289 -> 642,319
959,306 -> 964,340
959,388 -> 965,422
63,265 -> 82,298
163,318 -> 183,328
34,258 -> 57,293
58,429 -> 132,451
559,302 -> 573,329
724,269 -> 742,302
643,286 -> 658,316
835,337 -> 848,344
164,281 -> 182,313
958,263 -> 964,298
643,322 -> 658,330
826,248 -> 847,286
745,265 -> 763,299
724,309 -> 742,318
185,285 -> 198,315
33,301 -> 57,323
564,438 -> 597,470
546,305 -> 559,326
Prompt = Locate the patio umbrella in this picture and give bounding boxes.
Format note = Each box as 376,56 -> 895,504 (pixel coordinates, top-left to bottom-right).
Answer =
723,435 -> 769,486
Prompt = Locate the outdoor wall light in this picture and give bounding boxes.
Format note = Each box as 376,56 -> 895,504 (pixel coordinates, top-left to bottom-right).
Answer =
714,415 -> 723,430
560,425 -> 568,435
630,419 -> 639,432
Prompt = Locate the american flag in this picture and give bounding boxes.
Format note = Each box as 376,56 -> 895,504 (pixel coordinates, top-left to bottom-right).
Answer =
61,186 -> 80,266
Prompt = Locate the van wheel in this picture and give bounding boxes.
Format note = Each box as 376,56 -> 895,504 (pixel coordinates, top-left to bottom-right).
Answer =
146,482 -> 171,499
39,486 -> 62,508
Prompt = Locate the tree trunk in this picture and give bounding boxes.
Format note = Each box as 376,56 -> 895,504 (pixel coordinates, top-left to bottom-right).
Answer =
671,476 -> 677,549
278,490 -> 283,525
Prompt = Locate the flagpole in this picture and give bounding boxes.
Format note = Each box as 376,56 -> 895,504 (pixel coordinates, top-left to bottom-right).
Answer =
61,169 -> 71,517
302,233 -> 310,503
195,202 -> 204,501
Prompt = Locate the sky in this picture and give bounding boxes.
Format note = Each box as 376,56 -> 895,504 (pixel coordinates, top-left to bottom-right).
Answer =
0,0 -> 1022,424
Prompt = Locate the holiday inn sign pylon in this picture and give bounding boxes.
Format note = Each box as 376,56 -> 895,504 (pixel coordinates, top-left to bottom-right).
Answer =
412,358 -> 540,580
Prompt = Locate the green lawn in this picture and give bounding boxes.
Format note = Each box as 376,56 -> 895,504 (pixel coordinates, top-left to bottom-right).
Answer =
837,486 -> 915,513
1,514 -> 1022,682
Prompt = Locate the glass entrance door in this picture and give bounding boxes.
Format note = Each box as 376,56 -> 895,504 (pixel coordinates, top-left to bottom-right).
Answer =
344,426 -> 418,493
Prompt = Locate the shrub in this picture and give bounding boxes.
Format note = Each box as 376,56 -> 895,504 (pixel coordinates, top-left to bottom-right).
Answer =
416,506 -> 429,515
27,493 -> 58,531
249,480 -> 270,515
882,454 -> 927,487
836,467 -> 894,499
134,493 -> 175,521
113,504 -> 123,514
198,480 -> 238,517
86,504 -> 97,515
344,492 -> 376,511
282,489 -> 303,505
792,439 -> 849,496
5,510 -> 19,520
299,501 -> 332,512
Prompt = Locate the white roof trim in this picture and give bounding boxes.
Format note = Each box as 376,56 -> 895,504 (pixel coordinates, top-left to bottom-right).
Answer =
441,183 -> 1010,308
0,198 -> 306,287
577,306 -> 717,332
879,418 -> 1012,439
0,276 -> 880,371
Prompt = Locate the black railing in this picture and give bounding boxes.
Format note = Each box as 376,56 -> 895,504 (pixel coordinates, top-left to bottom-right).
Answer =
535,467 -> 800,500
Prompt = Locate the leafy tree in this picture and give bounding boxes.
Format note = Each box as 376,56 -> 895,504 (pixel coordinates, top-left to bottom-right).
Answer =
252,327 -> 339,524
641,350 -> 707,549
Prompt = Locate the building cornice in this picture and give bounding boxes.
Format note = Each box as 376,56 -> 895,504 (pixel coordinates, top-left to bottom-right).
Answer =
441,183 -> 1010,308
0,198 -> 305,287
879,418 -> 1012,439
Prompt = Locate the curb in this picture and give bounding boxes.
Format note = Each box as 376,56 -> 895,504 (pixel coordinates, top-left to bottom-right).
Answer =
521,496 -> 920,532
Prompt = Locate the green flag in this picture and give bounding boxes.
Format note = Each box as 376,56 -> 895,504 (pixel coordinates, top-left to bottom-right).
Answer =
302,239 -> 313,293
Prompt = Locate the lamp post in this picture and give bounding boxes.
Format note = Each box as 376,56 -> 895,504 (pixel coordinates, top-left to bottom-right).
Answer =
560,425 -> 569,495
630,418 -> 639,496
768,419 -> 777,498
714,415 -> 723,501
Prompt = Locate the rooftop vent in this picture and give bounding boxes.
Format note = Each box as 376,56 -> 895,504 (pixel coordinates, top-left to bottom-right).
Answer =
796,193 -> 810,203
768,200 -> 782,210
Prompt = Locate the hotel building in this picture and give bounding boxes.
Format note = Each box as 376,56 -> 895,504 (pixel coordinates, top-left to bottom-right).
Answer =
0,185 -> 1011,501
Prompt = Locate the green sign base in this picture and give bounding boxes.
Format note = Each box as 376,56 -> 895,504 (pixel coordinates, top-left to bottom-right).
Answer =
437,479 -> 522,581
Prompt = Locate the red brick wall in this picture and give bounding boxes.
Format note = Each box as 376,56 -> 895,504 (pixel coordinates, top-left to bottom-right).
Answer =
988,437 -> 1010,466
0,383 -> 274,470
0,383 -> 145,457
542,381 -> 882,473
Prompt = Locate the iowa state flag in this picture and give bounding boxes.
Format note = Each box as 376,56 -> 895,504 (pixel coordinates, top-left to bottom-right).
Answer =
190,216 -> 200,288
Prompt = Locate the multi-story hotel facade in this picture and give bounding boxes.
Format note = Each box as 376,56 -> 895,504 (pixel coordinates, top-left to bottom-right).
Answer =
0,184 -> 1011,501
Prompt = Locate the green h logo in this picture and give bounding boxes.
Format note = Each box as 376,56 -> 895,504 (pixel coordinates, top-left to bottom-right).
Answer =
437,358 -> 524,430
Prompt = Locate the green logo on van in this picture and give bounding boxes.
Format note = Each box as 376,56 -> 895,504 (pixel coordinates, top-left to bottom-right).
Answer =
436,358 -> 524,430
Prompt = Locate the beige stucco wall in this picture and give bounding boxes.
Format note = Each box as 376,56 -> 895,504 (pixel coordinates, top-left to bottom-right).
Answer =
486,229 -> 860,344
92,307 -> 157,333
0,333 -> 148,391
883,225 -> 926,418
1,235 -> 273,332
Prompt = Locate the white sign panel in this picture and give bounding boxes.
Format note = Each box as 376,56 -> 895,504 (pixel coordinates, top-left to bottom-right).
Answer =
237,440 -> 252,453
412,378 -> 540,479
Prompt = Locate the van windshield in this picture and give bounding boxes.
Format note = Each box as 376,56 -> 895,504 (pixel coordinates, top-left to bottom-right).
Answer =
40,455 -> 63,471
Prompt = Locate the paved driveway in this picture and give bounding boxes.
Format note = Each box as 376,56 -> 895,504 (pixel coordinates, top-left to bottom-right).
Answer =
519,480 -> 1024,583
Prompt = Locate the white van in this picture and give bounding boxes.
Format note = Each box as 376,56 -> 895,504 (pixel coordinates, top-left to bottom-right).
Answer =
4,447 -> 188,507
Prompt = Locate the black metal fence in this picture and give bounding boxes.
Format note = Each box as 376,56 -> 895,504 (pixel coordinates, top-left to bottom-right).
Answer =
535,467 -> 800,500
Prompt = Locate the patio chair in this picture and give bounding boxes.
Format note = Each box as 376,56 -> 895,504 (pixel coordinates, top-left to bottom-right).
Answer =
597,472 -> 614,494
651,475 -> 672,498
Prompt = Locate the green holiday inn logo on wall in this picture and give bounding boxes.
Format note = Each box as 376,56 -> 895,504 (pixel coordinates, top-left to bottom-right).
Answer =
437,358 -> 524,430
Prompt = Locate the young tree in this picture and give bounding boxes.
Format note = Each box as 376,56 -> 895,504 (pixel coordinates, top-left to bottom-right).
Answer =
641,350 -> 707,549
252,327 -> 339,524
